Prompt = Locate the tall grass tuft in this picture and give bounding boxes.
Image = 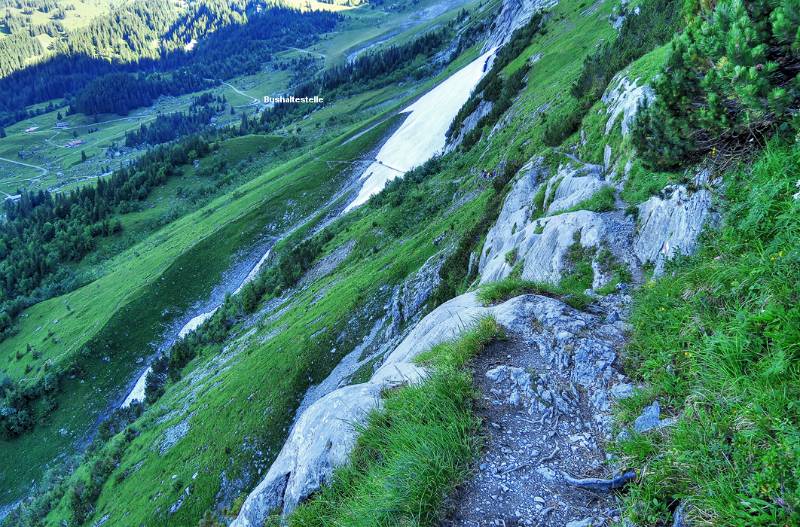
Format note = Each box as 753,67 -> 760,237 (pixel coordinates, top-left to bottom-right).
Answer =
616,142 -> 800,526
282,318 -> 504,527
477,274 -> 592,311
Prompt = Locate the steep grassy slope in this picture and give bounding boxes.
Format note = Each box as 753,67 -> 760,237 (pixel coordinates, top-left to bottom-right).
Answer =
270,1 -> 800,526
0,111 -> 400,509
0,22 -> 487,520
11,0 -> 787,524
616,143 -> 800,526
36,143 -> 493,527
0,69 -> 444,508
0,0 -> 633,524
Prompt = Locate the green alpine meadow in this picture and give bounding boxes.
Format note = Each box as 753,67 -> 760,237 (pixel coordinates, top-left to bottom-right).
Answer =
0,0 -> 797,525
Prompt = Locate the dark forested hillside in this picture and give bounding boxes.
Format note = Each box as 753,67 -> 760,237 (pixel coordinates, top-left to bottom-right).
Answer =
49,0 -> 179,62
0,0 -> 178,78
0,4 -> 340,124
70,71 -> 212,116
124,94 -> 225,147
1,0 -> 260,78
0,33 -> 45,75
320,26 -> 452,92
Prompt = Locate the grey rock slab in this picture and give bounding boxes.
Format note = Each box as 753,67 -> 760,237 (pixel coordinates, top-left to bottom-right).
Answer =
618,400 -> 678,441
546,163 -> 607,215
632,400 -> 678,434
566,518 -> 595,527
159,419 -> 190,456
516,211 -> 607,285
610,382 -> 635,399
478,157 -> 634,289
602,75 -> 653,136
634,171 -> 714,275
231,292 -> 547,526
231,383 -> 382,527
446,99 -> 493,152
484,0 -> 558,52
633,401 -> 662,433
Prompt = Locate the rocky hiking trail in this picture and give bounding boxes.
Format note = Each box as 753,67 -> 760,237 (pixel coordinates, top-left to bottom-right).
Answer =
439,152 -> 680,526
441,159 -> 643,526
436,134 -> 714,525
442,293 -> 634,527
228,141 -> 714,526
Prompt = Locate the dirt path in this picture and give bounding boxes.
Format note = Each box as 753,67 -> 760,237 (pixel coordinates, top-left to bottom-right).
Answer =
221,81 -> 261,106
0,156 -> 48,175
442,292 -> 634,527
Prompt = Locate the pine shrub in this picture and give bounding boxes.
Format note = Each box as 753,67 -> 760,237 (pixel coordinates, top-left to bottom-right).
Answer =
634,0 -> 800,169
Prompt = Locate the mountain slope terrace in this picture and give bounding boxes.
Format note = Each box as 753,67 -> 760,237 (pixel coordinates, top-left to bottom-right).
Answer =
230,73 -> 713,526
3,0 -> 741,524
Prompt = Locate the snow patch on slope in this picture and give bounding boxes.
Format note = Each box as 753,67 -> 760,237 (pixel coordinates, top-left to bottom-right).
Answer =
121,250 -> 274,408
343,49 -> 495,212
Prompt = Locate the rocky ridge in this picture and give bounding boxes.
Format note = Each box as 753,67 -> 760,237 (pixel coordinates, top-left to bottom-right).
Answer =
230,17 -> 718,527
230,141 -> 714,526
443,292 -> 631,527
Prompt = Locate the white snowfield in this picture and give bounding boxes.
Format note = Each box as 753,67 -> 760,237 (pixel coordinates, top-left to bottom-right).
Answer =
121,366 -> 150,408
121,306 -> 224,407
343,48 -> 495,212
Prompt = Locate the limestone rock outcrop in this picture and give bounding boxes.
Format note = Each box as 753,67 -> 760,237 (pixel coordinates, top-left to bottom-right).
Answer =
634,171 -> 715,275
602,75 -> 653,136
478,160 -> 614,286
484,0 -> 559,51
232,292 -> 544,525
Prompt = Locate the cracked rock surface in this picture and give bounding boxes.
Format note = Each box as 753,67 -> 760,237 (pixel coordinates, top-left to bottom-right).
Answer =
634,170 -> 716,275
442,294 -> 632,527
478,159 -> 634,288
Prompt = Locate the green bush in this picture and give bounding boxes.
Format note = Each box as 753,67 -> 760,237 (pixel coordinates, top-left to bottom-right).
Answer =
633,0 -> 800,169
542,102 -> 585,147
